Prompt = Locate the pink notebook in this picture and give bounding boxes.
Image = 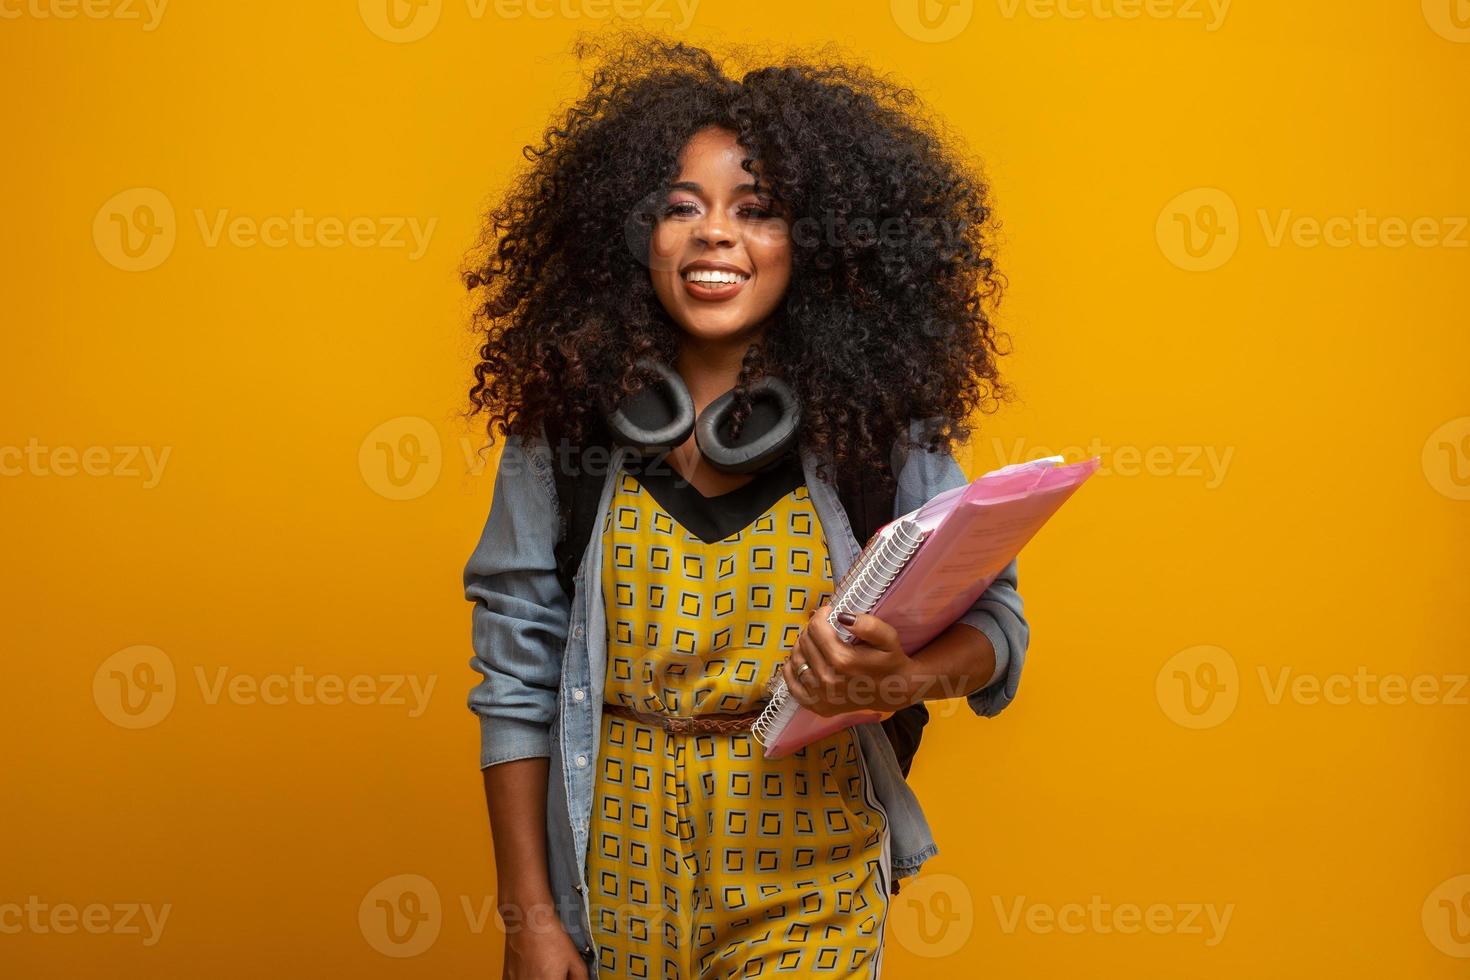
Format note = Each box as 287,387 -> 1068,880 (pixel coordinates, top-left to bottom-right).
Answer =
750,454 -> 1100,759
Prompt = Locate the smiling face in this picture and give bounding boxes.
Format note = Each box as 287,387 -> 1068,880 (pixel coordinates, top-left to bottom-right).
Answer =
648,126 -> 792,347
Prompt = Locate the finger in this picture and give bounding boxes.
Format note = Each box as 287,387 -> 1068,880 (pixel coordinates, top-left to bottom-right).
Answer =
799,623 -> 826,673
796,627 -> 824,680
780,653 -> 800,694
808,603 -> 840,643
801,630 -> 840,689
808,611 -> 857,676
838,611 -> 902,655
799,634 -> 852,715
783,657 -> 815,706
784,631 -> 810,682
782,641 -> 815,697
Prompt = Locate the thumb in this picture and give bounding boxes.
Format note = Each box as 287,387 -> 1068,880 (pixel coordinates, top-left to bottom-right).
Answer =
836,610 -> 901,651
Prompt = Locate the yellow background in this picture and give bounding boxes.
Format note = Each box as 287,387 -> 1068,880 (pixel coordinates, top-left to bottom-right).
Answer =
3,0 -> 1468,976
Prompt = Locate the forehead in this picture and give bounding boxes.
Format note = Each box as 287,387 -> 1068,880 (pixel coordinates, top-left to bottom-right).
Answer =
674,127 -> 763,186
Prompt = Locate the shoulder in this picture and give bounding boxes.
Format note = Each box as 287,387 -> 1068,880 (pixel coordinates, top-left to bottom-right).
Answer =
891,415 -> 962,475
495,422 -> 559,506
892,416 -> 968,511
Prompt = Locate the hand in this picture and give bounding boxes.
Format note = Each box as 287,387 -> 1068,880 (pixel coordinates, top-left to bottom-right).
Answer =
502,905 -> 589,979
779,604 -> 918,718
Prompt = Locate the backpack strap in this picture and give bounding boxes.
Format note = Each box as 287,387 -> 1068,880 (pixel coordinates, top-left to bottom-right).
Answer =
832,442 -> 930,779
544,413 -> 612,602
833,449 -> 897,549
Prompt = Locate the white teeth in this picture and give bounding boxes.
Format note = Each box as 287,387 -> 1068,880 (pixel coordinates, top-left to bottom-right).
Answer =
683,269 -> 749,284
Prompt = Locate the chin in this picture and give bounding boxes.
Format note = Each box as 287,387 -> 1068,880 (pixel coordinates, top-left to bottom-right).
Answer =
675,308 -> 767,341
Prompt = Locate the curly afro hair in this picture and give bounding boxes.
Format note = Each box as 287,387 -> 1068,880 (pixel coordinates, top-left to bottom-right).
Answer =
462,31 -> 1014,482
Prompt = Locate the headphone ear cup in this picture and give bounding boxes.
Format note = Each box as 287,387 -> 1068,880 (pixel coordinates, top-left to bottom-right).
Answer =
695,374 -> 801,474
605,357 -> 695,453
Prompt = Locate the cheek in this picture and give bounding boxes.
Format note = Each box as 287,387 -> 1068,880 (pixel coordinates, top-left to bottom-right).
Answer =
648,221 -> 685,274
748,227 -> 793,291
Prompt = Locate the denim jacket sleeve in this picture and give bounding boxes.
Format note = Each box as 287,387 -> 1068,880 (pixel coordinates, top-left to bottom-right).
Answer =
892,418 -> 1030,718
464,427 -> 571,769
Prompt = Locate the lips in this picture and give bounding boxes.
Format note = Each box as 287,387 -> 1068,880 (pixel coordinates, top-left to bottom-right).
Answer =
679,261 -> 750,301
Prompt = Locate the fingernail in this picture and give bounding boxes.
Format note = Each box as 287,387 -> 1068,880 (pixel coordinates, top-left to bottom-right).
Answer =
837,611 -> 856,626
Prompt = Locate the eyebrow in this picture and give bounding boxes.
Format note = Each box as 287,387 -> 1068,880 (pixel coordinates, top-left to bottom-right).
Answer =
668,180 -> 767,195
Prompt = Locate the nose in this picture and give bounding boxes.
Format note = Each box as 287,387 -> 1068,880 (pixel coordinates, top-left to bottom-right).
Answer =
694,206 -> 735,248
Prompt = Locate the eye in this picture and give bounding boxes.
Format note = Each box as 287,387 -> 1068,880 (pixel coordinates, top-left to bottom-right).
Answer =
739,204 -> 777,220
662,201 -> 699,218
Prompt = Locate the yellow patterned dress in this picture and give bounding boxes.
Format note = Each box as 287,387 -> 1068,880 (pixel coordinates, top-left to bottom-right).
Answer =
585,453 -> 892,979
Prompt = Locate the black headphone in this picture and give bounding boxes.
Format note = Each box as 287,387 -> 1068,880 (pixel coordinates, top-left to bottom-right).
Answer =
605,357 -> 801,475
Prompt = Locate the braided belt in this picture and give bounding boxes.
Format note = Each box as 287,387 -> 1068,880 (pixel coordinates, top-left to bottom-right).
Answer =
603,700 -> 768,734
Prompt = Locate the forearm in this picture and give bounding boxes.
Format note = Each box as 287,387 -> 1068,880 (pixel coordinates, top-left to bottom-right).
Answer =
900,622 -> 998,707
482,758 -> 555,911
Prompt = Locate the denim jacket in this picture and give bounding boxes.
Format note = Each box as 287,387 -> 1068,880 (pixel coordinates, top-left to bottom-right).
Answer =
464,418 -> 1029,963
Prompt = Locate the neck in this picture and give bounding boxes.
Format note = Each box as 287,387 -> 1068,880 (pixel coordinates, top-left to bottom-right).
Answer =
674,329 -> 765,407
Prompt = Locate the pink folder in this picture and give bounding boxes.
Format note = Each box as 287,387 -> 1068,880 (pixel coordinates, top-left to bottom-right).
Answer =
750,454 -> 1100,758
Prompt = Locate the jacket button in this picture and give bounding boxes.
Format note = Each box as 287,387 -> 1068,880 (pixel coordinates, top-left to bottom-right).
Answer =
573,625 -> 585,639
575,754 -> 588,767
573,689 -> 586,702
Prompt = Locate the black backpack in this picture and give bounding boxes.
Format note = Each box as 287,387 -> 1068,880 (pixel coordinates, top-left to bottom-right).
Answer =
541,414 -> 931,778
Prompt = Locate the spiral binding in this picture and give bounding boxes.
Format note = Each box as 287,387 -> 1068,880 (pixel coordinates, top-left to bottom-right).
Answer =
750,518 -> 926,747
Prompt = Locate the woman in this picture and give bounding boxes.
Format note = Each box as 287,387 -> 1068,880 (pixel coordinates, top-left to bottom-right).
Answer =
462,33 -> 1029,979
